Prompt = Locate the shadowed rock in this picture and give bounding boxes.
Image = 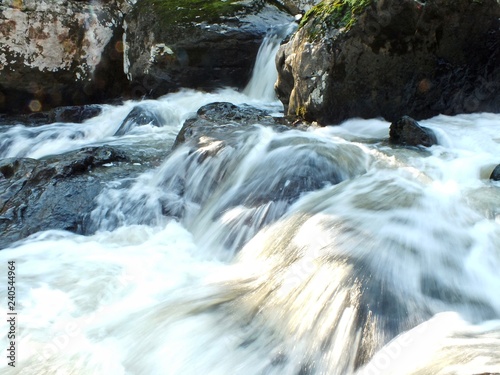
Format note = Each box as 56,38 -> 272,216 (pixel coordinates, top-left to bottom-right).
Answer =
389,116 -> 438,147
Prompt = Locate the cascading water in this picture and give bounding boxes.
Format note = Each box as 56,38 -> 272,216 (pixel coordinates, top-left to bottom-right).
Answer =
1,26 -> 500,375
244,24 -> 297,101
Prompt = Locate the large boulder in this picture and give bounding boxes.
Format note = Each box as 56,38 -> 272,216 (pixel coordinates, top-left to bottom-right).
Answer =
123,0 -> 293,98
0,0 -> 128,114
275,0 -> 500,125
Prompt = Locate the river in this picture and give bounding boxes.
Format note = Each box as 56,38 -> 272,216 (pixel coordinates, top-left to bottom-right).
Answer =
1,27 -> 500,375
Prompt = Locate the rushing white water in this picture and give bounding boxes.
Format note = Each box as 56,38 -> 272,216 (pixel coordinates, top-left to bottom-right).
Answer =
1,28 -> 500,375
244,24 -> 297,101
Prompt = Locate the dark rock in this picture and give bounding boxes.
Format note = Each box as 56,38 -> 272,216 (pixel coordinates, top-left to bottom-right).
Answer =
0,104 -> 102,126
490,165 -> 500,181
114,105 -> 164,136
124,0 -> 293,98
0,1 -> 127,115
49,105 -> 103,124
389,116 -> 438,147
173,102 -> 289,147
0,145 -> 129,249
276,0 -> 500,125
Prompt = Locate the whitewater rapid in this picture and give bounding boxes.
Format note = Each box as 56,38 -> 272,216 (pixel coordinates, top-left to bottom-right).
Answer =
1,28 -> 500,375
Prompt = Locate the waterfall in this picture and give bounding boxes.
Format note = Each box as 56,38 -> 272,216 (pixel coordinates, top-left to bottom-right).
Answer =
244,24 -> 297,101
1,30 -> 500,375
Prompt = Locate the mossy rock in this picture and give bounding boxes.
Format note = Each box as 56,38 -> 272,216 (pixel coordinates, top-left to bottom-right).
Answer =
299,0 -> 373,39
138,0 -> 259,26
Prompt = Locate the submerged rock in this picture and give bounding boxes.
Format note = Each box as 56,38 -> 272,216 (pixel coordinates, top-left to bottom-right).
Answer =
490,165 -> 500,181
114,105 -> 164,136
124,0 -> 293,97
389,116 -> 438,148
0,0 -> 127,114
276,0 -> 500,124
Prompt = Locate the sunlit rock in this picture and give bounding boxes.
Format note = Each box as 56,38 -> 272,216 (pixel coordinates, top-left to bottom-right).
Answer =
276,0 -> 500,125
0,0 -> 127,114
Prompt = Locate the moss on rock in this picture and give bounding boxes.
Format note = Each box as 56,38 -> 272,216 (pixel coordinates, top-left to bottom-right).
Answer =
299,0 -> 373,39
138,0 -> 251,26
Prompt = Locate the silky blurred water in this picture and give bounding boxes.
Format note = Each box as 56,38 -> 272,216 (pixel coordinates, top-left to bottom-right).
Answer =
1,26 -> 500,375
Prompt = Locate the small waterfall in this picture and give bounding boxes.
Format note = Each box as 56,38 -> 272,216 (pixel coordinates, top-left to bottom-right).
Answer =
244,24 -> 297,101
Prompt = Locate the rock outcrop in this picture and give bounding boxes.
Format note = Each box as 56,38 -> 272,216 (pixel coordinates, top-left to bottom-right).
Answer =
276,0 -> 500,125
123,0 -> 293,98
0,0 -> 127,114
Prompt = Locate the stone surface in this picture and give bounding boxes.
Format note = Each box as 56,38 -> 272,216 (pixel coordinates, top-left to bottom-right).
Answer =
490,165 -> 500,181
123,0 -> 293,98
174,101 -> 289,147
389,116 -> 438,148
275,0 -> 322,13
0,104 -> 102,126
114,104 -> 164,136
276,0 -> 500,125
0,0 -> 127,114
0,145 -> 129,248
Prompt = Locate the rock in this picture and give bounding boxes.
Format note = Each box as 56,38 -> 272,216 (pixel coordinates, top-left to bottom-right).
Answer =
389,116 -> 438,147
48,105 -> 103,124
276,0 -> 500,125
124,0 -> 293,98
114,105 -> 164,136
0,145 -> 129,249
274,0 -> 322,14
0,0 -> 127,114
0,104 -> 102,126
173,101 -> 289,147
490,165 -> 500,181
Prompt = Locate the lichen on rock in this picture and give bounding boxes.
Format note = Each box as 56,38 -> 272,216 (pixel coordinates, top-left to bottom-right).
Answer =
0,0 -> 127,114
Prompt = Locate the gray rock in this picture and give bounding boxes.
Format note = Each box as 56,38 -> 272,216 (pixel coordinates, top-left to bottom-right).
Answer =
0,0 -> 127,114
274,0 -> 322,13
173,101 -> 289,147
389,116 -> 438,148
276,0 -> 500,125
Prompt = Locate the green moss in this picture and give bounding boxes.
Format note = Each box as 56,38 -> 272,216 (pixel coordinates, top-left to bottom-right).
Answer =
299,0 -> 373,40
139,0 -> 248,26
296,105 -> 308,118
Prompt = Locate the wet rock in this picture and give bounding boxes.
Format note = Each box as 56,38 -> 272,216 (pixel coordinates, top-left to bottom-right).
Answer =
490,165 -> 500,181
389,116 -> 438,148
114,105 -> 164,136
174,102 -> 289,146
0,104 -> 102,126
124,0 -> 293,98
276,0 -> 500,124
0,145 -> 129,249
0,0 -> 127,114
49,105 -> 103,124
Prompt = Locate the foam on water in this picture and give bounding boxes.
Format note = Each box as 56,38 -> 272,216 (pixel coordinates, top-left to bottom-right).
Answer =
1,22 -> 500,374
